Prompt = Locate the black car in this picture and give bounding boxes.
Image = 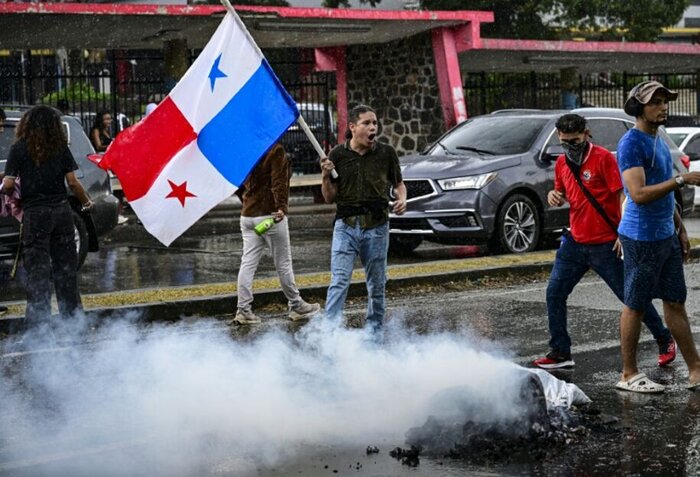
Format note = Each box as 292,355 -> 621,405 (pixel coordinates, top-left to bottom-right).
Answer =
0,107 -> 120,267
391,108 -> 694,254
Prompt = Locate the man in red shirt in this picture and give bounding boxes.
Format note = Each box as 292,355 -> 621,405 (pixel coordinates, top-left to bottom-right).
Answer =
533,114 -> 674,369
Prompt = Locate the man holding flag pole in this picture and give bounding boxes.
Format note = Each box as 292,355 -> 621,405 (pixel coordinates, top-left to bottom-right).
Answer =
320,105 -> 407,332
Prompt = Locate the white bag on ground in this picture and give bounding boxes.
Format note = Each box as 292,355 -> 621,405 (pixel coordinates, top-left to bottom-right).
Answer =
525,367 -> 591,410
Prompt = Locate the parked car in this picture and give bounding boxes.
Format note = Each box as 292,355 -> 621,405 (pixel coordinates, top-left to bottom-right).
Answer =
280,102 -> 336,175
0,107 -> 120,267
667,127 -> 700,206
390,108 -> 694,254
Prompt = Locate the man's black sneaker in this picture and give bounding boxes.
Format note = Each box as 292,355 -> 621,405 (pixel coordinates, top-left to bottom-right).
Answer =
533,350 -> 575,369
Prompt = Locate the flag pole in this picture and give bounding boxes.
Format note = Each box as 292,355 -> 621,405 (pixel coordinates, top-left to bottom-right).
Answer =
218,0 -> 335,176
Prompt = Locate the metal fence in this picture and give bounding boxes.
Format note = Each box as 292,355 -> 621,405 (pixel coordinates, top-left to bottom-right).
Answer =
0,49 -> 335,174
267,48 -> 336,175
0,51 -> 168,133
3,50 -> 699,166
464,71 -> 700,125
464,72 -> 562,113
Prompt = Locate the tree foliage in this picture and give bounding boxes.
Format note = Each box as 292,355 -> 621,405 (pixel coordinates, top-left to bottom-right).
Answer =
550,0 -> 689,42
420,0 -> 556,39
42,82 -> 110,105
420,0 -> 690,42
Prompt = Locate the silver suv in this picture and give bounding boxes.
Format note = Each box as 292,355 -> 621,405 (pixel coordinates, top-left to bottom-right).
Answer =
391,108 -> 694,254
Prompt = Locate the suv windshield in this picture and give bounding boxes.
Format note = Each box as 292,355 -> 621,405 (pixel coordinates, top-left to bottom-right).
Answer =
430,117 -> 549,157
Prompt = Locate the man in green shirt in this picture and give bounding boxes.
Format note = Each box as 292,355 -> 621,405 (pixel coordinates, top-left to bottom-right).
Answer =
320,104 -> 407,331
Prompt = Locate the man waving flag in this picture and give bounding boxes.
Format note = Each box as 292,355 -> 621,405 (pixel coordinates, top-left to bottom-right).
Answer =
98,9 -> 299,246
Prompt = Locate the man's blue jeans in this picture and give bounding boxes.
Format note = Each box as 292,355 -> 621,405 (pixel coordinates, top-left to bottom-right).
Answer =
546,234 -> 671,354
325,219 -> 389,328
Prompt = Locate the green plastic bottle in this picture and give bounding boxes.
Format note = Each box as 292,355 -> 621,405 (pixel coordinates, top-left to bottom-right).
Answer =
254,217 -> 275,236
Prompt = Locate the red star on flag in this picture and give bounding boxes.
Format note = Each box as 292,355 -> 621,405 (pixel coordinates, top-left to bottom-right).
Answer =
165,180 -> 197,206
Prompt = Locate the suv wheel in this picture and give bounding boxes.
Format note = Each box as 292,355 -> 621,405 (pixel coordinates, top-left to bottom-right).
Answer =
72,210 -> 89,269
492,194 -> 541,254
389,235 -> 423,255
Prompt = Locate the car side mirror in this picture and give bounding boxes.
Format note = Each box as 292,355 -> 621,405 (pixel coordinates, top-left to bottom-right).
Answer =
542,145 -> 564,163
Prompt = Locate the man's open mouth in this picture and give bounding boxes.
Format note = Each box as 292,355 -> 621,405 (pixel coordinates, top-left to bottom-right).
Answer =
368,133 -> 376,141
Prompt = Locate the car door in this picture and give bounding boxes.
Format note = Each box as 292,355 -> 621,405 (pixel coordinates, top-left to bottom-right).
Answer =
586,118 -> 631,154
687,134 -> 700,195
686,134 -> 700,165
0,118 -> 20,259
540,117 -> 631,233
584,116 -> 632,212
540,126 -> 569,230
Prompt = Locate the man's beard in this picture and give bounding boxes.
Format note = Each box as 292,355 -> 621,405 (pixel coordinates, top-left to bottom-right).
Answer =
645,114 -> 667,126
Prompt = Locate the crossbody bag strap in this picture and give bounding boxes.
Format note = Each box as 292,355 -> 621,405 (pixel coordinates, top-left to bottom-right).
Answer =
565,160 -> 619,235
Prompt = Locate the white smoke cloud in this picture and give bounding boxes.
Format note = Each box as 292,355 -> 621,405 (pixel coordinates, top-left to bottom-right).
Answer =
0,314 -> 528,476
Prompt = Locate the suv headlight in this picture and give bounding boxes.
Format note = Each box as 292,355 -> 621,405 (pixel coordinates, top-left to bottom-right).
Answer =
438,172 -> 497,190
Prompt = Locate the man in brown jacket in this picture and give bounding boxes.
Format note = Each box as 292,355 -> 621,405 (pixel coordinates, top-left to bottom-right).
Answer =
234,143 -> 320,324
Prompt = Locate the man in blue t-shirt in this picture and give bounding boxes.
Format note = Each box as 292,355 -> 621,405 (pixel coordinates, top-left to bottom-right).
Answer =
616,80 -> 700,394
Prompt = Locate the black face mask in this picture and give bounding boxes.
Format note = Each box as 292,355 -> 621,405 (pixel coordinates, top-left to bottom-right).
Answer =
562,140 -> 588,166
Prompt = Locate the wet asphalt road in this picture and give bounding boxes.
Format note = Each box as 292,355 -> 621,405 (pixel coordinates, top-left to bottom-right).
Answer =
2,262 -> 700,475
240,278 -> 700,476
3,204 -> 700,475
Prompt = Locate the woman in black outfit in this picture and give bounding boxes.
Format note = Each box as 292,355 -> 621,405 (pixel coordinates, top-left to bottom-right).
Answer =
1,105 -> 93,325
90,109 -> 113,152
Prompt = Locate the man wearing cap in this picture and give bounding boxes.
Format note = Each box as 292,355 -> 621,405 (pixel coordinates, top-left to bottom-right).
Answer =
616,80 -> 700,393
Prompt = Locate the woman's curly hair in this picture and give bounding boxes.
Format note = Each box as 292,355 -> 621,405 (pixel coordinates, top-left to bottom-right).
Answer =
15,105 -> 67,165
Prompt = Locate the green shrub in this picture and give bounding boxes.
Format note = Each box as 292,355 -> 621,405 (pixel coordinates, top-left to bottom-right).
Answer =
42,82 -> 111,105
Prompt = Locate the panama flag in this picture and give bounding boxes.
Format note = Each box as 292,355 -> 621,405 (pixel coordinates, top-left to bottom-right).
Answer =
98,12 -> 298,246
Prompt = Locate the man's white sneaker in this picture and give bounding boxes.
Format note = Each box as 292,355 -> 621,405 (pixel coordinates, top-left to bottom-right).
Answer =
289,301 -> 321,321
232,309 -> 261,325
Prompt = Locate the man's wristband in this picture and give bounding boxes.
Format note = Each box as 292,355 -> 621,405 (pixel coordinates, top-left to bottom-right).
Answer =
675,175 -> 685,189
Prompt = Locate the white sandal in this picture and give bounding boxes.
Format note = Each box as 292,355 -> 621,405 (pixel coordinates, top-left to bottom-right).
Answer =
616,373 -> 665,394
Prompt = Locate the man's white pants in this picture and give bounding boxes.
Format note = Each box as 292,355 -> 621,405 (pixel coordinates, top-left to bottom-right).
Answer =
236,216 -> 302,311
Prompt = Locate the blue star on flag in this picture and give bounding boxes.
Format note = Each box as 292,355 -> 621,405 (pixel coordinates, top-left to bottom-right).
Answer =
208,54 -> 227,91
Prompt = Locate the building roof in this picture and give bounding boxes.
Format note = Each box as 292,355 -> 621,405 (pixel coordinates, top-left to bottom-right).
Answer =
1,3 -> 699,73
0,3 -> 493,50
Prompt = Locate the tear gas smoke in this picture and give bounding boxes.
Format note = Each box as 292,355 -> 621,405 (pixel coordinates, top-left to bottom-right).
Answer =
0,314 -> 532,476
